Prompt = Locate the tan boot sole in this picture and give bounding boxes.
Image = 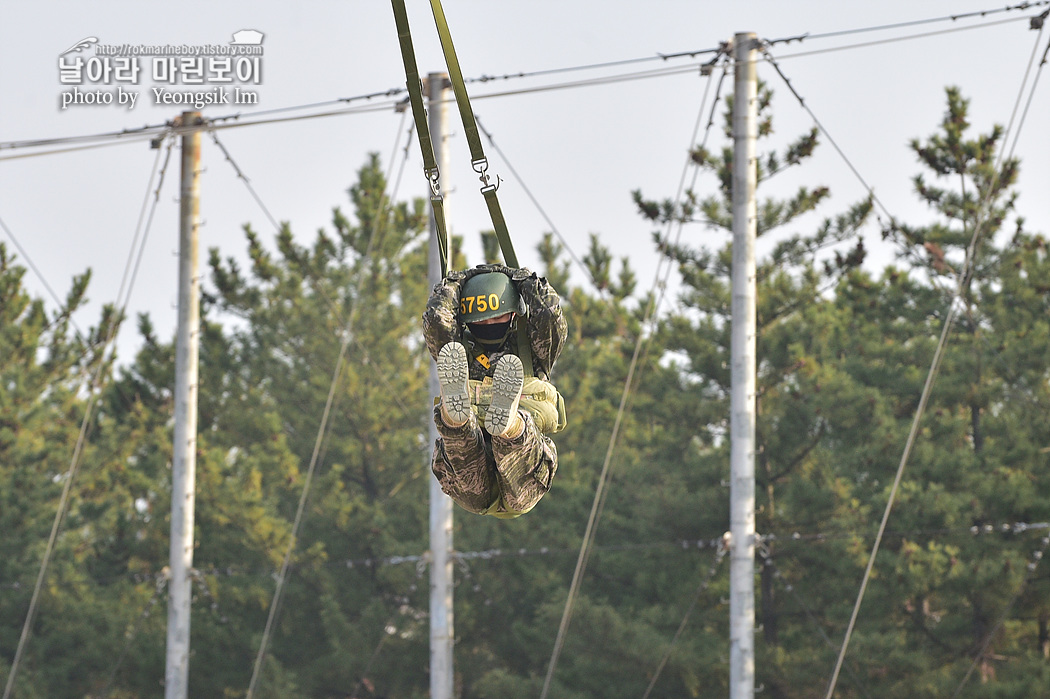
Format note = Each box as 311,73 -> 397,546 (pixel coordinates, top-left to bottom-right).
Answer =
486,354 -> 524,437
437,342 -> 471,426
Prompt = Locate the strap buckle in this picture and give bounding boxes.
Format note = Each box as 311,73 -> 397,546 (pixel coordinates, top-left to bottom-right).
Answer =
425,166 -> 442,198
472,158 -> 500,193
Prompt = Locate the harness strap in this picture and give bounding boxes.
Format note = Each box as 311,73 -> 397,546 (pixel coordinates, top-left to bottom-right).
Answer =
390,0 -> 519,271
483,189 -> 517,268
430,196 -> 450,276
464,322 -> 533,380
427,0 -> 519,268
390,0 -> 450,275
427,0 -> 483,163
516,322 -> 534,379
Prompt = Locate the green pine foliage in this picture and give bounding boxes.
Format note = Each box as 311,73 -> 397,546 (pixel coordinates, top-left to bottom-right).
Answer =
2,88 -> 1048,698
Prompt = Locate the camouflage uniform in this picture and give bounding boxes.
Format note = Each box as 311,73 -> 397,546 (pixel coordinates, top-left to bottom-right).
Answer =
422,264 -> 568,518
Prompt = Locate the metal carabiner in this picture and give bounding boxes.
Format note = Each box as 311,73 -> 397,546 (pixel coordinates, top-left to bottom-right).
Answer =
425,166 -> 442,198
472,157 -> 499,192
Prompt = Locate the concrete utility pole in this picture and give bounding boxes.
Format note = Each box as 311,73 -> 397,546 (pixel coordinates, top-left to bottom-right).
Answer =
426,72 -> 455,699
729,33 -> 758,699
165,110 -> 202,699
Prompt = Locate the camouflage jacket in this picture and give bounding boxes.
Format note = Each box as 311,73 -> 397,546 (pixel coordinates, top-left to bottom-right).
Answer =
422,264 -> 568,381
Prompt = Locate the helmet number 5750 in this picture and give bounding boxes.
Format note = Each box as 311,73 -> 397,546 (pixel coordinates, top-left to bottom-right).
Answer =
461,293 -> 501,316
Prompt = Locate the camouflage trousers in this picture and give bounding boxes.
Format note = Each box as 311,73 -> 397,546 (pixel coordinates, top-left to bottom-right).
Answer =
431,406 -> 558,519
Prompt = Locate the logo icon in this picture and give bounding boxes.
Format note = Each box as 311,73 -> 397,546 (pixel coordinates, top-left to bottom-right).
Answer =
60,37 -> 98,56
229,30 -> 264,46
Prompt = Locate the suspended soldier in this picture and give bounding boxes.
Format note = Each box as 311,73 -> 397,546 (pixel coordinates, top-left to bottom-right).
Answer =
422,264 -> 568,518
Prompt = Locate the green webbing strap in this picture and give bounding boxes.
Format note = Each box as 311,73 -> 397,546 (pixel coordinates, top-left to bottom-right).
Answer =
391,0 -> 450,275
427,0 -> 484,163
392,0 -> 436,176
428,0 -> 519,268
463,324 -> 532,379
483,189 -> 516,267
431,196 -> 449,276
516,322 -> 533,379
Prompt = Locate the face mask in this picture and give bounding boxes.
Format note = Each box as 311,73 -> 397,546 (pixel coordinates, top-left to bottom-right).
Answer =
469,318 -> 513,346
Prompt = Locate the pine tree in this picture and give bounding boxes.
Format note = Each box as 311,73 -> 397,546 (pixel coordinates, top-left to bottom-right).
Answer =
196,152 -> 434,697
851,87 -> 1050,696
632,81 -> 872,697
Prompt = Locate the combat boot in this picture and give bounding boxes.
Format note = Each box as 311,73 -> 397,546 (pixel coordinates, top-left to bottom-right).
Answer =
437,341 -> 471,427
487,353 -> 525,438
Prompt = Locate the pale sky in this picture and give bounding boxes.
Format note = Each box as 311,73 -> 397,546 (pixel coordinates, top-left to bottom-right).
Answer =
2,1 -> 1047,363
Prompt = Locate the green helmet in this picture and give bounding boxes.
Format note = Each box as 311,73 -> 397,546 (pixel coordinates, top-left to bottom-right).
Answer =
460,272 -> 519,323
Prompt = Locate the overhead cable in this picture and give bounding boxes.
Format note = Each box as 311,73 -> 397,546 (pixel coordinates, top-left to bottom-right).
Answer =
210,111 -> 423,428
766,1 -> 1047,45
96,576 -> 168,698
472,115 -> 594,289
818,18 -> 1049,697
4,521 -> 1043,593
759,544 -> 878,699
245,114 -> 413,699
539,51 -> 731,699
768,15 -> 1033,61
641,543 -> 729,699
0,214 -> 85,335
468,49 -> 719,84
2,8 -> 1045,158
209,130 -> 283,234
950,531 -> 1050,698
2,132 -> 176,699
